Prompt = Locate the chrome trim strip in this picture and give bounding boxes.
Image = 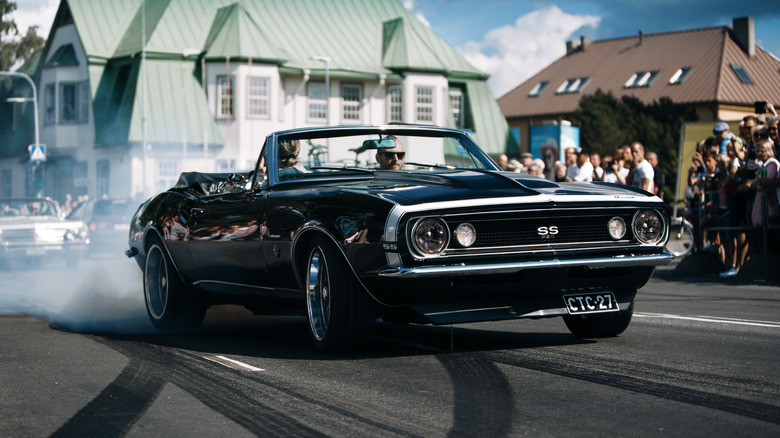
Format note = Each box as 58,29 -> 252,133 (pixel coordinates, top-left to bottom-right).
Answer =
378,253 -> 674,278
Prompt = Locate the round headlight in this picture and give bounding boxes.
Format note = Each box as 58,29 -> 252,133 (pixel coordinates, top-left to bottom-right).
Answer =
454,223 -> 476,247
608,217 -> 626,240
634,210 -> 663,244
412,218 -> 449,255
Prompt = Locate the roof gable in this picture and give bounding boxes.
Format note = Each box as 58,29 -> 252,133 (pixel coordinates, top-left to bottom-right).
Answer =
203,2 -> 287,62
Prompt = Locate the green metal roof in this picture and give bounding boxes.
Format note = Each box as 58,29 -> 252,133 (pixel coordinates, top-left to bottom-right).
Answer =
46,0 -> 513,152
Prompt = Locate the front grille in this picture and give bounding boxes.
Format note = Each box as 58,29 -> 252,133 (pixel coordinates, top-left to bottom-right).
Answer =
460,213 -> 635,248
1,229 -> 35,242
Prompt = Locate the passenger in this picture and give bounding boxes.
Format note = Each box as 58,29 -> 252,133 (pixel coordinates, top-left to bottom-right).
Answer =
375,136 -> 405,170
278,139 -> 309,175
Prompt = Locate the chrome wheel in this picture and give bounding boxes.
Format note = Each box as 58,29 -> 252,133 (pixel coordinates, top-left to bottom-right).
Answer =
144,244 -> 169,321
307,247 -> 331,341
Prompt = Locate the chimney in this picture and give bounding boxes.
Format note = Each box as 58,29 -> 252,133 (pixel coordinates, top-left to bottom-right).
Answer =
733,16 -> 755,57
580,35 -> 592,51
566,40 -> 576,54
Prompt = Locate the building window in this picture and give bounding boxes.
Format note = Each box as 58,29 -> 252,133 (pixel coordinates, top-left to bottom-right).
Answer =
307,82 -> 327,122
625,71 -> 660,88
1,169 -> 11,198
416,86 -> 434,124
387,85 -> 403,122
11,97 -> 23,131
96,159 -> 110,199
74,161 -> 88,197
341,84 -> 362,122
59,81 -> 89,123
217,76 -> 234,119
555,77 -> 591,94
449,89 -> 464,129
730,64 -> 754,85
157,161 -> 179,194
44,84 -> 55,125
669,67 -> 692,85
247,77 -> 269,119
528,81 -> 549,97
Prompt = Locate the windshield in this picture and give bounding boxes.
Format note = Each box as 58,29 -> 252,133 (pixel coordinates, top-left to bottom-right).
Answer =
0,199 -> 60,218
254,129 -> 496,186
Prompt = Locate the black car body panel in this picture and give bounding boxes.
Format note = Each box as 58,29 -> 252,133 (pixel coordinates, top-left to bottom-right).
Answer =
128,125 -> 672,344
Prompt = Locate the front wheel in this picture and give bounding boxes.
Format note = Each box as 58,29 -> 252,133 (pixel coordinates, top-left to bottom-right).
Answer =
144,239 -> 205,331
305,236 -> 374,353
563,301 -> 634,338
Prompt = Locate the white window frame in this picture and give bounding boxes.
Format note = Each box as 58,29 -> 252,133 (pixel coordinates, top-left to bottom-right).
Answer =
44,83 -> 55,125
157,160 -> 180,194
217,75 -> 234,119
387,85 -> 403,123
415,86 -> 434,124
307,82 -> 327,122
247,76 -> 270,119
624,70 -> 660,88
669,67 -> 693,85
59,81 -> 89,124
528,81 -> 549,97
341,83 -> 362,122
449,89 -> 463,129
96,159 -> 110,199
555,77 -> 591,94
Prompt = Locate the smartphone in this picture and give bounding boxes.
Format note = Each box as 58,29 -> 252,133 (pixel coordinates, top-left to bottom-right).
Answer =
755,101 -> 767,114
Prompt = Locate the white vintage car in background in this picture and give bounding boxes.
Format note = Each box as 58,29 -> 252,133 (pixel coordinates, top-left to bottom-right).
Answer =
0,197 -> 89,268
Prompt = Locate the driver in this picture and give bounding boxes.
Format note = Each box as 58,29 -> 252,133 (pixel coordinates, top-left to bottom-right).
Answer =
375,136 -> 405,170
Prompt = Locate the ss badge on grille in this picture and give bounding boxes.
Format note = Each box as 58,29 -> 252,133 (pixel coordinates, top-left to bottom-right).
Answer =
537,226 -> 558,239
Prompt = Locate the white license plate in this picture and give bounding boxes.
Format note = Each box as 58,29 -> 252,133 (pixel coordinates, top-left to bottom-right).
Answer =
563,292 -> 619,315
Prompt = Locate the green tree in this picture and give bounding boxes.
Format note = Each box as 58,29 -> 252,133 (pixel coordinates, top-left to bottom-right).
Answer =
1,0 -> 45,72
573,89 -> 698,202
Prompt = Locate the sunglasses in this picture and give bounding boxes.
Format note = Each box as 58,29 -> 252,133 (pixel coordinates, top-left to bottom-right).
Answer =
379,151 -> 405,159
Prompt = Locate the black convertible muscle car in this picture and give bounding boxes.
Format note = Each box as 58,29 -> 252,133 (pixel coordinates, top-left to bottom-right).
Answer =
126,125 -> 673,352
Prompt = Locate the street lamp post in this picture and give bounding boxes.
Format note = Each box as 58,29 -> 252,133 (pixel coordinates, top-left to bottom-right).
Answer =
1,71 -> 40,148
2,71 -> 43,197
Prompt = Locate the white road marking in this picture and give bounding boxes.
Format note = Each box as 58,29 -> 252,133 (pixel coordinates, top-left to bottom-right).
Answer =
635,312 -> 780,328
204,355 -> 265,372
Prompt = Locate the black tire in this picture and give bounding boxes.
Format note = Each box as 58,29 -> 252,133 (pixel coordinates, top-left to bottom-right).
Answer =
563,300 -> 634,338
143,238 -> 205,331
305,235 -> 374,353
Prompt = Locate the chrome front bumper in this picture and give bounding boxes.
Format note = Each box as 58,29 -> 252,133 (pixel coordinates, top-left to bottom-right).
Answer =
378,252 -> 674,278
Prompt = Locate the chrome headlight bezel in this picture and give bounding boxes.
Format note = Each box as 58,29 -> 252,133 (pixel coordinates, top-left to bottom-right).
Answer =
410,217 -> 450,257
454,223 -> 477,248
607,217 -> 627,240
633,209 -> 665,245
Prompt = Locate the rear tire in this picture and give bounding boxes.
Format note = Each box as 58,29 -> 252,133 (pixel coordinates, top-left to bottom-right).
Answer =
563,300 -> 634,338
144,238 -> 205,331
305,235 -> 374,353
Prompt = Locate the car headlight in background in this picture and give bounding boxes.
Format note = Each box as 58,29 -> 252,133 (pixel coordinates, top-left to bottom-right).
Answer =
454,223 -> 476,247
412,217 -> 449,255
633,210 -> 664,244
608,217 -> 627,240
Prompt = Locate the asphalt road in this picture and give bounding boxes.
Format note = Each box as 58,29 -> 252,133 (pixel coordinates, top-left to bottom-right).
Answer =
1,258 -> 778,437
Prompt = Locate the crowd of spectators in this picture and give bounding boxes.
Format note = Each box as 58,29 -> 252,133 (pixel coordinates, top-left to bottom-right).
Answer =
681,104 -> 780,278
496,140 -> 665,198
497,104 -> 780,278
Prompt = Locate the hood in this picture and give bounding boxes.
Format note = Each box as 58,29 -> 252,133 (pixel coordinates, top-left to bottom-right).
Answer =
325,170 -> 655,206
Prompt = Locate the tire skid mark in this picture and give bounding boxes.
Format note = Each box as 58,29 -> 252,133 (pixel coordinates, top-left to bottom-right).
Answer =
437,354 -> 514,438
50,360 -> 165,438
481,350 -> 780,426
97,336 -> 426,437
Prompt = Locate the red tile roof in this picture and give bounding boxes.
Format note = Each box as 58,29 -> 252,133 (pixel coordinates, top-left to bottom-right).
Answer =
499,25 -> 780,119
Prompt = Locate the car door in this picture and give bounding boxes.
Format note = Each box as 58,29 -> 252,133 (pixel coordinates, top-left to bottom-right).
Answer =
187,188 -> 269,292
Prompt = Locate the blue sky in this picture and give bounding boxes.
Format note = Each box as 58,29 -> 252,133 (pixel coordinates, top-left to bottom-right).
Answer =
404,0 -> 780,96
12,0 -> 780,97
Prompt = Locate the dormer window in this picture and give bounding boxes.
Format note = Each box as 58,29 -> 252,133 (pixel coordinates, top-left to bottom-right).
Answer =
625,70 -> 660,88
730,64 -> 754,85
669,67 -> 692,85
528,81 -> 549,97
556,77 -> 590,94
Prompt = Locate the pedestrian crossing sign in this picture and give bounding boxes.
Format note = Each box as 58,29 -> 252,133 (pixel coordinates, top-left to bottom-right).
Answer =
29,144 -> 46,162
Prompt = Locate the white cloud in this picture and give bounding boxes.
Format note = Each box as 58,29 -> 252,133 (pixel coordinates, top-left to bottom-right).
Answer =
402,0 -> 431,27
9,0 -> 59,39
458,5 -> 601,97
